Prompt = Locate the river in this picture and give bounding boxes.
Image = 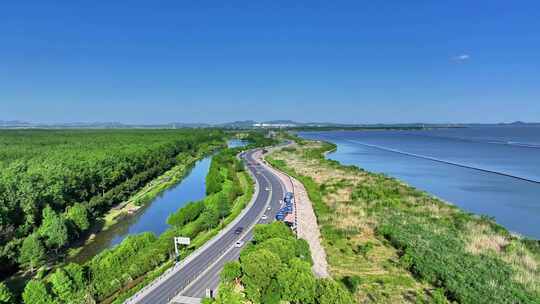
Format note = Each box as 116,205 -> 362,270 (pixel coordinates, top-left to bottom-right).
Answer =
70,139 -> 248,263
299,126 -> 540,239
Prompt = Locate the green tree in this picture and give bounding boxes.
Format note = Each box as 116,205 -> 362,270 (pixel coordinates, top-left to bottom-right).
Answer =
206,162 -> 224,194
213,283 -> 243,304
19,233 -> 46,271
65,203 -> 90,232
316,278 -> 354,304
277,258 -> 317,304
241,249 -> 282,302
220,261 -> 241,283
216,193 -> 231,219
38,206 -> 68,249
167,200 -> 205,227
253,222 -> 292,244
48,264 -> 88,304
199,207 -> 219,230
0,282 -> 13,304
257,238 -> 298,265
22,280 -> 56,304
50,268 -> 76,302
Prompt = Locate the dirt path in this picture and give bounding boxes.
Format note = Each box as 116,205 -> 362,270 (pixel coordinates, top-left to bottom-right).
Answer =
263,153 -> 330,278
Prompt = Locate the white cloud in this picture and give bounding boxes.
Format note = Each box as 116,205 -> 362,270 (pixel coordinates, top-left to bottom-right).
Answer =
453,54 -> 470,62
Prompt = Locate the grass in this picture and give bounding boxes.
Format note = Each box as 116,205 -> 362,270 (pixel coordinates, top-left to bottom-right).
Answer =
265,138 -> 540,304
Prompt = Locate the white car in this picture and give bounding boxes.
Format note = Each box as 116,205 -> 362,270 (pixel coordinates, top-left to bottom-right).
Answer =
234,241 -> 244,248
265,187 -> 271,191
261,215 -> 268,220
267,206 -> 271,211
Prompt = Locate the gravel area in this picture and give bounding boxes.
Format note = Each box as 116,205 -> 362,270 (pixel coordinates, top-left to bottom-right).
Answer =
264,156 -> 330,278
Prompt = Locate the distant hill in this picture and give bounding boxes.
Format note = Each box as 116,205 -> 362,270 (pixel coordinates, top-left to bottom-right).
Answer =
1,120 -> 539,129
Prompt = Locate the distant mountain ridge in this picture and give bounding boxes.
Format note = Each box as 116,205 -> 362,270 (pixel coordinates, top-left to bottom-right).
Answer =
1,120 -> 539,129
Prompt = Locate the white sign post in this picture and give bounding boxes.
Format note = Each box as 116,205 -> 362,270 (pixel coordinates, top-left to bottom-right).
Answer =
174,237 -> 191,262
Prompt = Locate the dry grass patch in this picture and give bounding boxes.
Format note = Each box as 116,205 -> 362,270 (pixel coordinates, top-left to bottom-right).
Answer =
269,142 -> 435,303
466,223 -> 509,254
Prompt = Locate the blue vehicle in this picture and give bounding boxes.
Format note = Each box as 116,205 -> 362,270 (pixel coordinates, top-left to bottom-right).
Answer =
281,207 -> 292,214
275,212 -> 285,221
284,192 -> 294,203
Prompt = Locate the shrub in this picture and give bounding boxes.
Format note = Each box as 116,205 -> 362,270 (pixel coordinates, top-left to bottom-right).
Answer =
220,261 -> 241,283
241,249 -> 282,302
341,275 -> 362,294
316,278 -> 354,304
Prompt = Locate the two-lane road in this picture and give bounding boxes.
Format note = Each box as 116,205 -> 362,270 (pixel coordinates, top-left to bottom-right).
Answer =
127,148 -> 285,304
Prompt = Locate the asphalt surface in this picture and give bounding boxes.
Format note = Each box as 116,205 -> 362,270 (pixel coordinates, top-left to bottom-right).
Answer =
130,148 -> 285,303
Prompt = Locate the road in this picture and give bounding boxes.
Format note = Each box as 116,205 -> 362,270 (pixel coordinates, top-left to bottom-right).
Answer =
126,148 -> 285,303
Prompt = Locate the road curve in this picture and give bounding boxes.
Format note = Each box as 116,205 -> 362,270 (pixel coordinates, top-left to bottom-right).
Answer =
126,148 -> 285,303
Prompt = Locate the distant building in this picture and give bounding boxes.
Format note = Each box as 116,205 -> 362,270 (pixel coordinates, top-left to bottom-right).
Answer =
252,123 -> 296,128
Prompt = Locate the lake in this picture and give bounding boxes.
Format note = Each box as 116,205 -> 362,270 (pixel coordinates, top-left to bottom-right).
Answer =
299,126 -> 540,239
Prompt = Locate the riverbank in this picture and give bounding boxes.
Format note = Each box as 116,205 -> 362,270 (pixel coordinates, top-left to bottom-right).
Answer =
300,129 -> 540,239
266,138 -> 540,303
67,144 -> 222,262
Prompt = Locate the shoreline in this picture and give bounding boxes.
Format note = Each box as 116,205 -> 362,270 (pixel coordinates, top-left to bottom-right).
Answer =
67,144 -> 222,262
270,137 -> 540,302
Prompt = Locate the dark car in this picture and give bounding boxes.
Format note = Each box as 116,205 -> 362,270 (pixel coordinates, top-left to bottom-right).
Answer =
234,227 -> 244,235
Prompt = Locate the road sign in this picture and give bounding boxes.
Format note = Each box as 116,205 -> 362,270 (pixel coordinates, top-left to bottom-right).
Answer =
175,237 -> 191,245
174,237 -> 191,262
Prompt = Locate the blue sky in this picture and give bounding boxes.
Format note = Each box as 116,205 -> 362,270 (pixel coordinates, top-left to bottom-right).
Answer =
1,1 -> 539,124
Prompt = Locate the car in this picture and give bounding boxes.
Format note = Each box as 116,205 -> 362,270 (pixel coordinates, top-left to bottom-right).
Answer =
262,215 -> 268,220
265,187 -> 270,191
234,227 -> 244,235
267,206 -> 271,211
234,241 -> 244,248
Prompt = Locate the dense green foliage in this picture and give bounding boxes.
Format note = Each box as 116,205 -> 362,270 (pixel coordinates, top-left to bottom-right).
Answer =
17,139 -> 257,303
0,129 -> 224,279
166,200 -> 205,227
352,173 -> 540,303
211,222 -> 353,304
379,215 -> 537,303
0,282 -> 13,304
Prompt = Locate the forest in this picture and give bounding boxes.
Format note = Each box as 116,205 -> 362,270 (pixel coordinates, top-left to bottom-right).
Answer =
0,131 -> 271,304
0,129 -> 225,286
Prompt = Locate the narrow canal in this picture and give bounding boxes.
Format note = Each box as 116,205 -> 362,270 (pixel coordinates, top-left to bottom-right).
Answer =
70,139 -> 247,263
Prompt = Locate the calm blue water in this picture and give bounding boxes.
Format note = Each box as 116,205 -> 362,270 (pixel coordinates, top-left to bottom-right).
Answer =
299,126 -> 540,239
71,155 -> 212,262
228,139 -> 249,148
